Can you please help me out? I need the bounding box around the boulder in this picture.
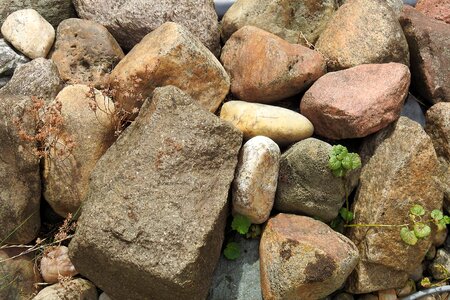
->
[401,93,426,127]
[429,249,450,280]
[339,0,404,16]
[33,278,97,300]
[50,18,124,89]
[109,22,229,115]
[69,86,243,300]
[221,26,326,103]
[346,117,444,293]
[260,214,359,299]
[315,0,409,71]
[416,0,450,24]
[0,38,29,77]
[300,63,410,140]
[40,246,78,283]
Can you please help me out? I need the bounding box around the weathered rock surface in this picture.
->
[40,246,78,283]
[339,0,404,16]
[260,214,359,299]
[1,9,55,59]
[429,249,450,280]
[69,86,243,300]
[0,38,29,76]
[50,18,124,88]
[316,0,409,71]
[300,63,410,140]
[401,93,426,127]
[73,0,220,55]
[110,22,229,114]
[377,289,398,300]
[43,84,116,217]
[232,136,280,224]
[220,101,313,145]
[416,0,450,24]
[221,0,338,46]
[400,6,450,104]
[346,117,444,293]
[275,138,359,222]
[33,278,98,300]
[221,26,326,103]
[0,94,40,244]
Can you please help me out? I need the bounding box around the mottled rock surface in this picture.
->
[0,38,29,76]
[416,0,450,24]
[401,93,426,127]
[429,249,450,280]
[40,246,78,283]
[339,0,404,16]
[33,278,97,300]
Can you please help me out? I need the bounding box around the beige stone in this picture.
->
[33,278,97,300]
[40,246,78,283]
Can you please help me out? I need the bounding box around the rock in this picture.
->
[416,0,450,24]
[40,246,78,283]
[109,22,229,115]
[0,76,9,88]
[0,94,41,244]
[208,234,262,300]
[300,63,410,140]
[99,293,112,300]
[346,117,444,293]
[401,93,426,127]
[50,18,124,89]
[0,248,41,300]
[339,0,404,16]
[404,0,418,6]
[73,0,220,55]
[426,245,437,260]
[260,214,359,299]
[220,26,326,103]
[220,101,313,145]
[396,279,416,297]
[69,86,243,300]
[221,0,338,46]
[378,289,398,300]
[400,6,450,104]
[0,39,29,76]
[33,278,97,300]
[232,136,280,224]
[43,85,116,217]
[275,138,359,222]
[1,9,55,59]
[333,292,354,300]
[433,228,448,247]
[315,0,409,71]
[0,58,63,103]
[429,249,450,280]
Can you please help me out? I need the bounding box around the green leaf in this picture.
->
[437,220,447,231]
[332,168,345,178]
[413,222,431,238]
[328,156,342,170]
[410,204,426,216]
[421,277,431,288]
[339,207,354,222]
[400,227,418,245]
[231,214,252,235]
[223,242,240,260]
[349,153,361,170]
[330,217,343,230]
[341,156,352,170]
[431,210,444,221]
[443,216,450,225]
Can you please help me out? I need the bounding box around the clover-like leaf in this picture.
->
[332,168,345,178]
[413,222,431,238]
[410,204,426,217]
[437,220,447,231]
[431,209,444,221]
[349,153,361,170]
[341,155,353,170]
[400,227,418,245]
[420,277,432,288]
[223,242,240,260]
[328,156,342,170]
[231,214,252,235]
[339,207,354,222]
[444,216,450,225]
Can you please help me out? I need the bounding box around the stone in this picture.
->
[0,77,9,88]
[426,245,437,260]
[396,279,416,297]
[315,0,409,71]
[346,117,444,293]
[401,93,426,127]
[378,289,398,300]
[429,249,450,280]
[339,0,404,16]
[208,234,262,300]
[220,26,326,103]
[50,18,124,89]
[69,86,243,300]
[0,39,29,76]
[109,22,229,115]
[73,0,220,55]
[333,292,354,300]
[260,214,359,299]
[220,101,313,145]
[40,246,78,283]
[275,138,359,222]
[99,293,112,300]
[0,248,41,300]
[33,278,98,300]
[1,9,55,59]
[400,6,450,104]
[433,228,447,247]
[416,0,450,24]
[300,63,410,140]
[43,84,116,217]
[0,94,40,244]
[232,136,280,224]
[221,0,338,46]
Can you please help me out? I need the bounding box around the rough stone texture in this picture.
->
[260,214,359,299]
[1,9,55,59]
[339,0,404,16]
[0,95,40,244]
[33,278,98,300]
[315,0,409,71]
[50,18,124,89]
[275,138,359,222]
[221,26,326,103]
[0,39,29,77]
[377,289,398,300]
[401,93,426,127]
[40,246,78,284]
[416,0,450,24]
[220,100,314,145]
[400,6,450,104]
[232,136,280,224]
[208,234,262,300]
[300,63,410,140]
[109,22,229,115]
[221,0,338,46]
[43,85,116,217]
[0,58,63,103]
[346,117,444,293]
[429,249,450,280]
[73,0,220,55]
[69,86,243,300]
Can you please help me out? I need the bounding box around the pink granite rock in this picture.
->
[416,0,450,24]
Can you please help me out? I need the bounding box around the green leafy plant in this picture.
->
[223,242,240,260]
[231,214,252,235]
[223,214,260,260]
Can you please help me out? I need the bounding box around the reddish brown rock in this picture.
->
[260,214,359,299]
[416,0,450,24]
[400,6,450,104]
[221,26,326,103]
[300,63,410,140]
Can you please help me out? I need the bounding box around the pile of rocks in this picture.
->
[0,0,449,299]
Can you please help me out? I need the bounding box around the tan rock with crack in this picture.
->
[221,26,326,103]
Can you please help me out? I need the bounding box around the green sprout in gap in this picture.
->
[223,214,260,260]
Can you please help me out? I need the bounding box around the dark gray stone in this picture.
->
[0,39,29,76]
[429,249,450,280]
[401,93,426,127]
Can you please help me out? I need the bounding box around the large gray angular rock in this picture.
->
[0,39,29,76]
[69,86,243,300]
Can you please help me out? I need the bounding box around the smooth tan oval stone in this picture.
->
[220,100,314,145]
[40,246,78,283]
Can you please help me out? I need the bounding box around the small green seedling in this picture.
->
[231,214,252,235]
[223,242,240,260]
[224,214,258,260]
